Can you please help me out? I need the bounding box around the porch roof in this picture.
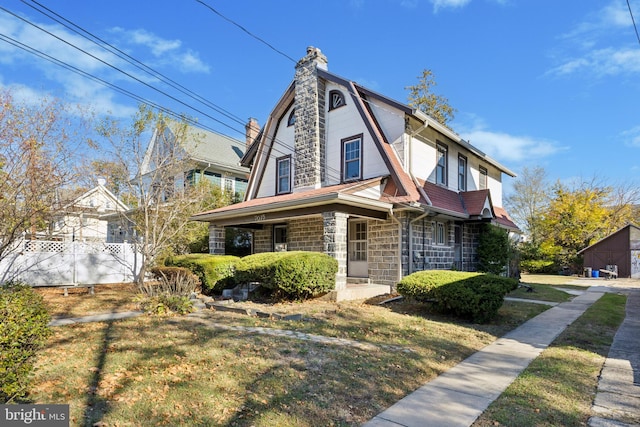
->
[190,177,397,226]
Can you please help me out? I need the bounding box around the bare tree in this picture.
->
[504,166,550,244]
[0,90,89,266]
[97,105,231,284]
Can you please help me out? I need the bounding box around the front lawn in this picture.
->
[29,291,548,426]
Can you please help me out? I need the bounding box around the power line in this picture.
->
[194,0,297,64]
[20,0,248,129]
[0,5,244,138]
[627,0,640,47]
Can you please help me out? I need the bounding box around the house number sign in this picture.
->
[254,214,266,221]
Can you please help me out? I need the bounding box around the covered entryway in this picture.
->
[348,219,368,278]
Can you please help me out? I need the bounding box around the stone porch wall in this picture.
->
[288,217,324,252]
[368,216,403,287]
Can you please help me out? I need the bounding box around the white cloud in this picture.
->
[548,47,640,77]
[549,1,640,77]
[621,126,640,147]
[457,115,567,164]
[431,0,472,12]
[110,27,210,74]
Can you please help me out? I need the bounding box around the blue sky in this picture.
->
[1,0,639,195]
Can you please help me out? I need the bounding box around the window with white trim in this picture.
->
[458,155,467,191]
[287,109,295,127]
[342,136,362,181]
[434,222,447,245]
[436,143,447,186]
[479,166,488,190]
[276,155,291,194]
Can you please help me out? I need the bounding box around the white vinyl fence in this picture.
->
[0,239,143,286]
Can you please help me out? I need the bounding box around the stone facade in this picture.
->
[293,47,327,189]
[368,216,402,286]
[322,212,348,289]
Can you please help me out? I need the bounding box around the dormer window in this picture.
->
[329,90,345,111]
[287,109,295,127]
[276,155,291,194]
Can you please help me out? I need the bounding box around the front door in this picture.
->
[348,220,368,278]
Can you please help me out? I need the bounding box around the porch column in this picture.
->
[208,224,225,255]
[323,211,347,290]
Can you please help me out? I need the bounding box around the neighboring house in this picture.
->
[191,47,519,298]
[139,122,251,202]
[49,182,127,242]
[578,224,640,278]
[106,123,251,243]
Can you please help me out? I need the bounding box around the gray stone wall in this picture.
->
[253,227,272,253]
[323,211,347,289]
[287,217,324,252]
[462,223,481,271]
[368,217,402,286]
[293,47,327,189]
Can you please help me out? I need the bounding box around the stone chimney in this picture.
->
[293,46,328,190]
[245,117,260,150]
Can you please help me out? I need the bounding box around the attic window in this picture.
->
[287,109,295,127]
[329,90,345,111]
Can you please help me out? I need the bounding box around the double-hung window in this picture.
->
[434,222,446,245]
[276,155,291,194]
[479,166,488,190]
[342,135,362,181]
[458,155,467,191]
[436,143,448,186]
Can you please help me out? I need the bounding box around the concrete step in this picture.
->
[328,283,391,302]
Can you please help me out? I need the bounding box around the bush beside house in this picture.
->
[165,254,240,294]
[397,270,518,323]
[0,282,51,403]
[236,251,338,300]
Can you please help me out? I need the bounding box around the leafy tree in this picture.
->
[477,224,510,275]
[96,105,232,284]
[0,90,89,269]
[406,69,456,125]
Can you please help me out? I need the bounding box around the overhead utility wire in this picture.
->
[195,0,297,64]
[0,32,216,133]
[20,0,248,129]
[0,6,243,138]
[627,0,640,47]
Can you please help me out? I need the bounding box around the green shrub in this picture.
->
[235,251,338,300]
[165,254,240,294]
[520,259,557,274]
[0,282,51,403]
[397,270,517,323]
[477,224,510,275]
[234,252,283,289]
[272,252,337,299]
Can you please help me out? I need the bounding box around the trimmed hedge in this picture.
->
[397,270,518,323]
[0,282,51,403]
[235,251,338,299]
[165,254,240,294]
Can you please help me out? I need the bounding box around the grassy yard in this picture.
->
[29,284,555,427]
[473,292,627,426]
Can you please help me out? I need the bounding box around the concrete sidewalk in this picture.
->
[589,289,640,427]
[364,290,606,427]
